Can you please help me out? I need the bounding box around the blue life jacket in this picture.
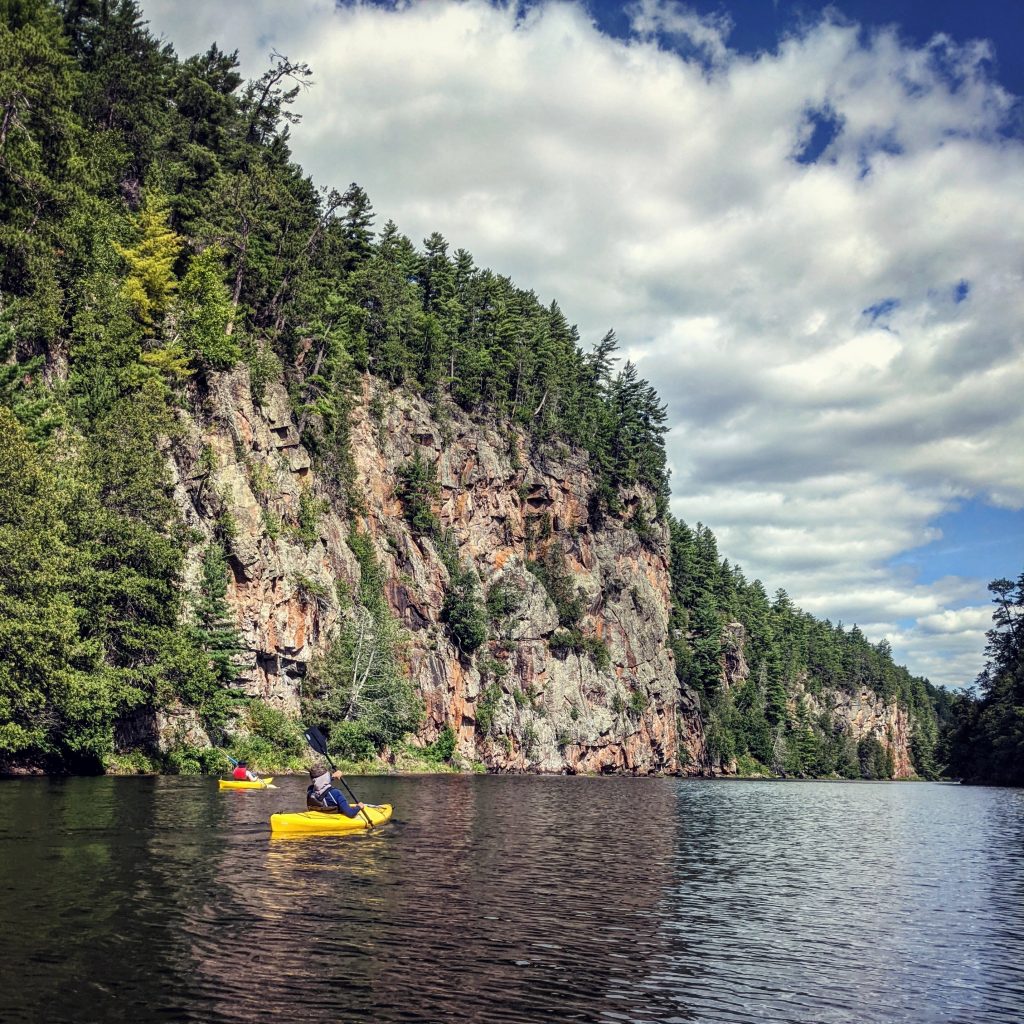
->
[306,784,357,816]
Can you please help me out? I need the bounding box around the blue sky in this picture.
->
[588,0,1024,98]
[143,0,1024,688]
[890,500,1024,586]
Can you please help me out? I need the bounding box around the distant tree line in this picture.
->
[939,573,1024,785]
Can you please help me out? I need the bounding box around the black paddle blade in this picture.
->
[304,725,330,757]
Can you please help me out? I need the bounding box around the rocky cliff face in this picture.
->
[714,622,916,778]
[796,681,915,779]
[167,367,706,774]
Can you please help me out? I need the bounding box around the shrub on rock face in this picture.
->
[485,581,520,620]
[443,571,488,654]
[425,725,457,763]
[397,449,441,536]
[548,627,610,670]
[475,685,501,736]
[526,548,585,628]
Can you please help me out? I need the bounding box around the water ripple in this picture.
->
[0,776,1022,1023]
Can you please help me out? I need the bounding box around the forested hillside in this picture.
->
[668,521,941,778]
[1,0,940,777]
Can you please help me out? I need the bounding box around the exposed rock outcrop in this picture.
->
[166,367,707,774]
[798,680,915,779]
[712,622,917,778]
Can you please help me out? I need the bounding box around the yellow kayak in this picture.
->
[269,804,393,834]
[218,777,274,790]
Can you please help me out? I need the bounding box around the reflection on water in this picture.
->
[0,777,1021,1023]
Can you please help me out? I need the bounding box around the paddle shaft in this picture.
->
[305,727,375,829]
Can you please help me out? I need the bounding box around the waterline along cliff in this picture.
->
[0,1,940,778]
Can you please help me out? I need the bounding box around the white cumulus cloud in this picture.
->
[141,0,1024,688]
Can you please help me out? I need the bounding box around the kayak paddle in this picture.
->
[303,725,376,829]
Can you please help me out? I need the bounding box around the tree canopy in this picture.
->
[941,572,1024,785]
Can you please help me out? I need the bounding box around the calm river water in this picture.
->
[0,776,1021,1023]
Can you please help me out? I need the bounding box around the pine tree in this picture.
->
[192,541,243,689]
[115,191,181,328]
[176,244,238,369]
[339,182,375,271]
[0,407,78,762]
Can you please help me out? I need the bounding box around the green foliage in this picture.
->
[245,700,305,756]
[522,722,539,755]
[549,627,610,670]
[486,580,520,620]
[425,725,457,763]
[292,572,329,609]
[0,407,81,763]
[734,752,770,777]
[192,542,241,680]
[442,568,488,654]
[397,449,441,536]
[105,749,160,775]
[177,245,239,370]
[245,340,282,404]
[627,506,659,550]
[942,571,1024,785]
[857,736,895,780]
[295,490,327,547]
[261,508,281,539]
[165,743,224,776]
[328,720,376,761]
[225,701,307,772]
[705,710,737,765]
[346,529,388,618]
[302,528,421,752]
[115,192,181,328]
[476,684,501,735]
[526,547,585,627]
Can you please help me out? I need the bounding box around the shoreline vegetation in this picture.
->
[2,763,945,781]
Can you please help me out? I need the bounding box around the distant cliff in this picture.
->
[707,624,919,779]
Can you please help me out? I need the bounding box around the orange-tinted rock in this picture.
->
[168,366,705,773]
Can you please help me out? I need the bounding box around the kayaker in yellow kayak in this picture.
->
[307,764,369,817]
[231,760,261,783]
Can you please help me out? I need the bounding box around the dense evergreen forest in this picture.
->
[940,573,1024,785]
[0,0,973,779]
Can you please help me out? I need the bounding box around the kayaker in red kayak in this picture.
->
[307,764,368,817]
[232,760,260,782]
